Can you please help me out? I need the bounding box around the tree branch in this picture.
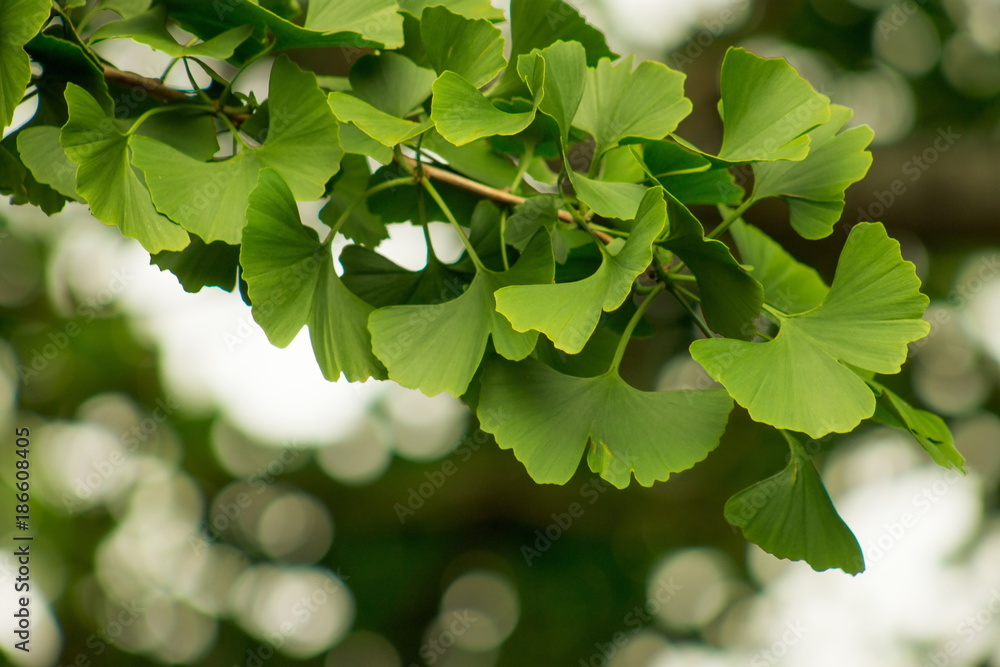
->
[102,64,190,103]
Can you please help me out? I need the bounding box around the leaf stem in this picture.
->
[610,283,665,373]
[323,176,414,244]
[665,283,713,338]
[510,142,534,193]
[422,178,486,272]
[125,103,213,135]
[499,211,510,270]
[708,198,754,240]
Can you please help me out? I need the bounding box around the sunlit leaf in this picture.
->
[478,357,733,487]
[0,0,51,129]
[568,170,647,220]
[517,40,587,144]
[691,222,930,437]
[431,69,541,145]
[369,226,554,396]
[725,432,865,574]
[495,188,665,354]
[574,56,691,159]
[240,169,385,382]
[305,0,403,48]
[751,105,874,239]
[60,84,188,253]
[422,6,506,89]
[328,92,432,147]
[717,47,831,163]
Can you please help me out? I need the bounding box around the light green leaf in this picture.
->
[339,121,394,164]
[869,380,964,472]
[16,126,80,200]
[350,52,436,119]
[103,0,152,19]
[478,358,733,487]
[495,188,665,354]
[644,141,743,205]
[568,170,647,220]
[728,219,829,314]
[691,222,930,438]
[431,70,541,146]
[662,193,763,340]
[240,169,385,382]
[492,0,614,98]
[305,0,403,49]
[369,227,554,396]
[328,92,432,147]
[574,56,692,159]
[725,432,865,574]
[1,0,52,129]
[752,105,874,238]
[517,40,587,144]
[132,56,343,244]
[159,0,383,62]
[717,47,831,163]
[90,6,253,58]
[421,6,506,89]
[399,0,502,20]
[60,84,188,253]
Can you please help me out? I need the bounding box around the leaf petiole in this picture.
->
[609,282,665,373]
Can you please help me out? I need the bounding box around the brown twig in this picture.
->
[102,65,190,103]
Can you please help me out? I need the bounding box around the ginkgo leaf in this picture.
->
[717,47,831,163]
[1,0,50,129]
[132,56,343,244]
[568,170,647,220]
[399,0,503,20]
[328,92,432,147]
[643,140,743,205]
[90,6,253,58]
[60,84,189,253]
[691,222,930,438]
[369,229,554,396]
[574,55,692,160]
[305,0,403,48]
[517,40,587,144]
[725,432,865,574]
[728,219,829,314]
[478,357,733,487]
[319,154,387,247]
[752,105,874,238]
[421,6,506,89]
[661,193,763,340]
[240,169,385,382]
[339,121,394,164]
[492,0,614,98]
[431,68,543,146]
[868,379,965,472]
[349,52,436,119]
[495,188,665,354]
[151,234,240,292]
[16,126,80,200]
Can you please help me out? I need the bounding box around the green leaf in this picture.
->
[60,84,189,253]
[340,244,467,308]
[751,105,874,239]
[574,56,692,159]
[420,130,520,189]
[131,56,343,244]
[691,222,930,438]
[431,70,541,146]
[151,234,240,292]
[25,32,113,125]
[338,121,394,164]
[90,6,254,58]
[504,195,565,252]
[728,219,829,314]
[240,169,385,382]
[717,47,831,163]
[349,52,436,119]
[517,40,587,144]
[369,228,554,396]
[0,0,51,129]
[421,6,506,89]
[868,380,964,472]
[661,193,763,340]
[328,92,432,147]
[495,188,665,354]
[492,0,614,98]
[318,154,387,247]
[644,141,743,206]
[725,433,865,575]
[158,0,383,62]
[399,0,503,20]
[305,0,403,49]
[103,0,153,19]
[568,170,647,220]
[16,126,80,200]
[478,358,733,487]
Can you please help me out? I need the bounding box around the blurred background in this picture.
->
[2,0,1000,665]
